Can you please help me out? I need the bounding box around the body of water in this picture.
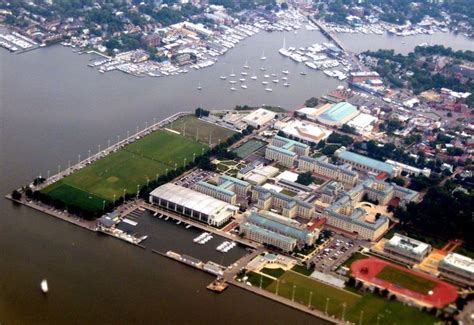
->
[1,26,472,324]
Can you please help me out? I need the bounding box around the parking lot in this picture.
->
[174,168,218,188]
[311,234,360,273]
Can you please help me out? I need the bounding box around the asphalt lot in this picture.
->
[174,168,218,188]
[311,234,360,273]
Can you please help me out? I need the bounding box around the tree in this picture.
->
[11,190,22,200]
[296,171,314,186]
[304,97,319,108]
[280,2,288,10]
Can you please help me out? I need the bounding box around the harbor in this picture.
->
[1,22,473,324]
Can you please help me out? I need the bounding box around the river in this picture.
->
[0,26,472,324]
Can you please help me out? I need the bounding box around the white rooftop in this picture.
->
[150,183,232,217]
[276,170,299,183]
[387,233,431,255]
[280,120,332,143]
[262,183,284,192]
[348,113,378,129]
[443,253,474,274]
[242,108,276,126]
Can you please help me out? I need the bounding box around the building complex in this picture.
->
[323,178,419,240]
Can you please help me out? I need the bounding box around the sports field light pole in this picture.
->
[113,194,116,205]
[275,279,280,296]
[308,291,313,308]
[259,275,263,289]
[165,168,168,176]
[156,173,159,181]
[123,188,126,200]
[193,153,196,163]
[359,310,364,325]
[174,163,177,171]
[341,302,347,322]
[136,185,140,199]
[291,284,296,302]
[147,177,150,187]
[102,200,106,211]
[376,314,383,325]
[325,297,330,315]
[183,157,187,168]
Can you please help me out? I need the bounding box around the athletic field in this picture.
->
[41,128,210,211]
[352,257,458,308]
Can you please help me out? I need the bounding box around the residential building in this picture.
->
[194,175,251,204]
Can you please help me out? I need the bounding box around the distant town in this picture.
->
[3,0,474,324]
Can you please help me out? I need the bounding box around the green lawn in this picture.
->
[254,270,439,324]
[376,266,437,294]
[341,252,369,269]
[166,115,236,146]
[267,271,360,317]
[42,129,208,207]
[280,189,297,197]
[260,267,285,278]
[291,264,315,276]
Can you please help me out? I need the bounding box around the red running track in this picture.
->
[351,257,458,308]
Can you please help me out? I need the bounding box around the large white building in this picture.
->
[242,108,277,128]
[265,135,310,168]
[149,183,236,227]
[384,233,432,264]
[275,119,332,145]
[439,253,474,287]
[347,113,378,134]
[298,155,359,188]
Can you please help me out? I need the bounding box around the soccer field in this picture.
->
[376,265,437,294]
[166,115,236,146]
[42,129,207,207]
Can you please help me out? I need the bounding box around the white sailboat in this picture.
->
[261,51,267,60]
[219,75,227,80]
[241,84,248,89]
[261,80,269,85]
[284,77,290,87]
[229,69,236,77]
[251,72,258,80]
[239,78,246,82]
[229,80,237,84]
[241,71,248,76]
[260,66,266,71]
[230,87,236,91]
[282,70,289,75]
[41,279,48,294]
[197,83,202,90]
[265,88,273,92]
[279,38,291,57]
[243,60,250,69]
